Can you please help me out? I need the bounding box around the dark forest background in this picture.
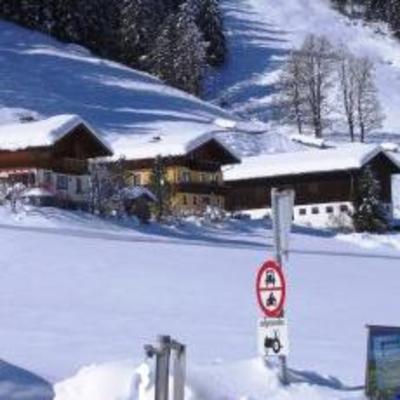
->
[0,0,227,96]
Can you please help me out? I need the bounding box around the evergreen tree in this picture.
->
[174,2,207,95]
[114,0,165,66]
[148,14,177,84]
[75,1,111,52]
[353,166,389,233]
[197,0,226,66]
[149,4,206,95]
[0,0,226,96]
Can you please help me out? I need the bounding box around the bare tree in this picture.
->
[338,48,358,141]
[277,51,306,134]
[300,34,336,138]
[89,158,128,217]
[353,57,383,142]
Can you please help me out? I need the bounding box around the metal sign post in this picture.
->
[171,340,186,400]
[145,335,187,400]
[271,188,295,386]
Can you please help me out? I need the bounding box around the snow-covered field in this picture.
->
[209,0,400,139]
[1,2,400,397]
[0,206,399,399]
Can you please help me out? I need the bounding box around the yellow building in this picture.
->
[120,133,240,213]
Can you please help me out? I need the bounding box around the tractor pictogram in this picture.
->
[264,330,282,354]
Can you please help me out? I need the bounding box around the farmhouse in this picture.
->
[224,144,400,227]
[0,114,112,207]
[112,132,240,213]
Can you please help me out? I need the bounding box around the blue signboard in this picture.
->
[366,326,400,400]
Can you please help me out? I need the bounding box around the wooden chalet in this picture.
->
[224,144,400,227]
[113,132,240,213]
[0,114,112,207]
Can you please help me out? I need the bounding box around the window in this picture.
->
[326,206,334,214]
[44,171,52,185]
[299,208,307,216]
[340,204,349,213]
[11,172,35,186]
[56,175,68,190]
[183,195,188,206]
[202,196,211,205]
[181,171,191,183]
[193,196,198,206]
[200,173,207,183]
[132,173,141,186]
[311,207,319,215]
[76,177,82,194]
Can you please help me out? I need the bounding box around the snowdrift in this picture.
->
[54,358,362,400]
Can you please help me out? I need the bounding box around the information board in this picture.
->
[366,325,400,400]
[257,317,289,357]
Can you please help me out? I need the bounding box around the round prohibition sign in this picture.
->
[256,260,286,318]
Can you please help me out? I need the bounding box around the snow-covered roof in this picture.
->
[290,134,335,149]
[21,187,54,198]
[120,186,157,202]
[224,144,391,181]
[111,131,240,162]
[0,114,112,154]
[212,117,267,134]
[380,142,400,153]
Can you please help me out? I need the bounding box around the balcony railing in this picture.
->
[174,181,228,195]
[52,158,89,175]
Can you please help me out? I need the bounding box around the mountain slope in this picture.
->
[207,0,400,139]
[0,21,226,136]
[0,20,303,157]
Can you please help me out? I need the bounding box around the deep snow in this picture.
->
[0,206,398,399]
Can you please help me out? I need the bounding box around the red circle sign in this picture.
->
[256,260,286,318]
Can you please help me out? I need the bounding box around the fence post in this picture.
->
[171,341,186,400]
[155,335,171,400]
[144,335,186,400]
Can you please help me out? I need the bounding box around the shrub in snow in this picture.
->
[203,205,226,223]
[8,182,26,213]
[120,189,155,224]
[352,166,389,233]
[327,212,353,233]
[148,156,172,222]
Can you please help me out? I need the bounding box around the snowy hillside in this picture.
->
[0,20,303,157]
[0,206,399,399]
[208,0,400,140]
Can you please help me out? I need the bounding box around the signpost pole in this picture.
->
[156,335,171,400]
[271,188,293,386]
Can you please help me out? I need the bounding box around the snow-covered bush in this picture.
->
[203,205,226,223]
[352,166,389,233]
[8,182,26,213]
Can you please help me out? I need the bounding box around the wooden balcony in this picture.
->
[52,158,89,175]
[174,182,228,196]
